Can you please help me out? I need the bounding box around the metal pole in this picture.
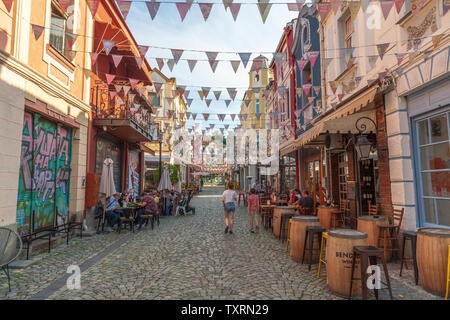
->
[159,140,162,182]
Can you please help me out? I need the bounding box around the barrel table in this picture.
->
[326,229,369,297]
[290,216,321,261]
[357,215,391,261]
[273,206,297,238]
[317,206,340,230]
[417,228,450,296]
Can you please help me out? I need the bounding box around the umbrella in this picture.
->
[158,164,173,191]
[99,158,116,199]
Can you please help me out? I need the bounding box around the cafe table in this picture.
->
[260,204,275,230]
[117,205,139,233]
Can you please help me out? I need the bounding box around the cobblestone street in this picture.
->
[0,187,443,300]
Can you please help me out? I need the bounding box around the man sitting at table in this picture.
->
[136,191,157,229]
[299,190,314,209]
[105,193,121,232]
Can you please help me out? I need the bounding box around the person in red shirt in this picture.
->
[247,188,261,233]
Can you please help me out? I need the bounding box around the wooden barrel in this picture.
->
[357,215,388,247]
[273,206,297,238]
[417,228,450,296]
[290,216,321,261]
[317,206,340,230]
[326,229,369,297]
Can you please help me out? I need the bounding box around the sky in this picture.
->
[123,1,299,131]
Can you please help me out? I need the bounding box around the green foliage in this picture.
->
[153,163,179,185]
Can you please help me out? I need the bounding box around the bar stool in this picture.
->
[302,226,326,271]
[280,213,295,242]
[286,218,293,256]
[317,231,328,283]
[399,230,418,285]
[238,191,246,206]
[348,246,393,300]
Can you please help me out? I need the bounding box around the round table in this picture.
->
[289,216,321,260]
[357,215,388,247]
[317,206,340,229]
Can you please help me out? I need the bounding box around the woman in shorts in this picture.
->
[222,182,237,234]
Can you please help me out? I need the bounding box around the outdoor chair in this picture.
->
[0,227,23,292]
[118,209,135,234]
[175,192,188,216]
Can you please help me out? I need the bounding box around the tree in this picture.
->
[153,163,179,185]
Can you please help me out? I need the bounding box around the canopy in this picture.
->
[158,164,173,191]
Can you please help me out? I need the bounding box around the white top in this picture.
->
[222,190,237,204]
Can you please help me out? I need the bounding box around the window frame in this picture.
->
[49,0,74,61]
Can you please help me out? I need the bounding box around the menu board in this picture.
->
[347,181,356,200]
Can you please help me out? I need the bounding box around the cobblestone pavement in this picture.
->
[1,187,443,300]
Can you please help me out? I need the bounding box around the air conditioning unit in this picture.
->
[325,134,344,151]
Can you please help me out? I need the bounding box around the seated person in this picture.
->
[152,190,160,203]
[119,190,129,207]
[270,191,277,204]
[288,189,297,205]
[299,190,314,209]
[136,191,157,229]
[105,193,121,232]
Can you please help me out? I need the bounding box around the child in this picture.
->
[247,188,261,233]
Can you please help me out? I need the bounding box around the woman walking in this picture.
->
[222,182,237,234]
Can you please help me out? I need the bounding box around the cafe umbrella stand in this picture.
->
[158,164,173,216]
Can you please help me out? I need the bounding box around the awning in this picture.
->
[139,143,155,156]
[283,86,378,154]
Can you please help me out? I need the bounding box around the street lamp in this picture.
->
[158,128,165,182]
[355,116,377,160]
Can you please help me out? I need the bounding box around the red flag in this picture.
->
[317,3,330,20]
[229,3,241,21]
[129,78,139,90]
[138,45,149,58]
[394,0,406,13]
[146,1,160,20]
[90,52,99,66]
[199,3,213,21]
[380,0,394,20]
[176,3,190,22]
[58,0,71,13]
[307,51,319,68]
[105,74,115,85]
[118,1,132,20]
[1,0,13,12]
[86,0,100,17]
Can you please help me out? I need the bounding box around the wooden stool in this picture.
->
[286,218,292,255]
[238,192,246,206]
[318,232,328,283]
[280,213,296,242]
[302,226,326,271]
[349,246,393,300]
[400,230,418,285]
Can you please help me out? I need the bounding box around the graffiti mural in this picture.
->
[16,113,73,234]
[127,150,141,199]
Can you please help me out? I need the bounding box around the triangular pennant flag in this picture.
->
[137,45,149,59]
[348,1,361,20]
[153,82,162,92]
[177,86,186,96]
[171,49,184,64]
[338,94,345,102]
[257,0,272,24]
[223,0,233,11]
[112,54,123,68]
[394,0,406,13]
[199,3,213,21]
[176,3,190,22]
[239,53,252,68]
[187,98,193,107]
[83,68,91,79]
[167,59,175,72]
[118,1,132,20]
[156,58,164,70]
[2,0,13,12]
[114,84,123,94]
[205,99,212,108]
[380,0,394,20]
[230,60,240,73]
[225,100,232,108]
[105,74,115,85]
[308,97,315,105]
[186,112,191,120]
[244,99,251,107]
[354,76,362,87]
[395,53,406,65]
[297,59,308,71]
[229,3,241,21]
[323,57,333,69]
[253,59,263,73]
[214,91,222,100]
[224,124,230,129]
[192,113,197,120]
[209,60,219,73]
[255,113,261,120]
[146,1,160,20]
[86,0,100,17]
[187,59,197,72]
[90,52,99,66]
[172,90,179,98]
[303,84,312,96]
[313,86,321,96]
[287,3,302,11]
[331,0,343,14]
[379,72,387,83]
[231,114,236,121]
[307,51,319,68]
[184,90,190,98]
[395,67,404,76]
[242,114,248,121]
[198,90,205,100]
[432,34,443,49]
[296,88,302,98]
[58,0,71,13]
[129,94,136,103]
[110,91,117,99]
[220,128,224,134]
[377,43,390,60]
[32,24,44,41]
[329,81,338,95]
[129,78,139,90]
[218,114,226,121]
[206,51,219,62]
[135,56,143,69]
[227,88,237,100]
[203,113,210,121]
[318,3,330,20]
[102,40,114,55]
[202,87,211,97]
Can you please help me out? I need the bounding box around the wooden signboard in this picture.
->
[347,181,356,200]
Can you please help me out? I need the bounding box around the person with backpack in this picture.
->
[247,188,261,233]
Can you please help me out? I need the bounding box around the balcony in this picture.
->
[90,82,158,144]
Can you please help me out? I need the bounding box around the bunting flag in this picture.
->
[118,1,132,20]
[137,45,149,58]
[110,91,117,99]
[331,0,343,14]
[203,113,210,121]
[86,0,100,17]
[432,34,443,49]
[198,90,205,100]
[129,78,139,90]
[255,113,262,120]
[102,40,114,55]
[58,0,71,13]
[242,114,248,121]
[153,82,162,92]
[239,53,252,68]
[114,84,123,94]
[377,43,390,60]
[223,0,233,11]
[135,56,143,69]
[187,59,197,72]
[218,114,226,121]
[172,90,179,98]
[146,1,160,20]
[244,99,251,107]
[176,2,190,22]
[32,24,44,41]
[206,51,218,62]
[112,55,123,68]
[129,93,136,103]
[210,60,219,73]
[229,3,241,21]
[205,99,212,107]
[380,0,394,20]
[329,81,338,95]
[184,90,190,98]
[378,71,387,82]
[220,128,224,134]
[395,53,407,65]
[186,112,191,120]
[230,60,240,73]
[192,113,197,120]
[187,98,193,107]
[313,86,321,96]
[297,59,308,71]
[395,0,406,13]
[156,58,164,70]
[105,74,115,85]
[318,3,330,20]
[296,88,302,98]
[90,52,99,66]
[2,0,13,12]
[307,51,320,68]
[354,76,362,87]
[199,3,213,21]
[167,59,175,72]
[177,86,186,96]
[303,84,312,96]
[253,59,263,73]
[230,114,236,121]
[338,94,345,102]
[122,85,131,95]
[225,100,232,107]
[214,91,222,100]
[224,124,230,129]
[287,3,302,11]
[257,0,272,24]
[202,87,211,97]
[171,49,184,64]
[83,68,91,79]
[227,88,237,100]
[348,1,361,20]
[308,97,315,105]
[323,57,333,69]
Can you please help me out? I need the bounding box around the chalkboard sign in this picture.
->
[347,181,356,200]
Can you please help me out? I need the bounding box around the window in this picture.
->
[344,15,353,49]
[49,1,75,61]
[338,152,349,204]
[415,110,450,227]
